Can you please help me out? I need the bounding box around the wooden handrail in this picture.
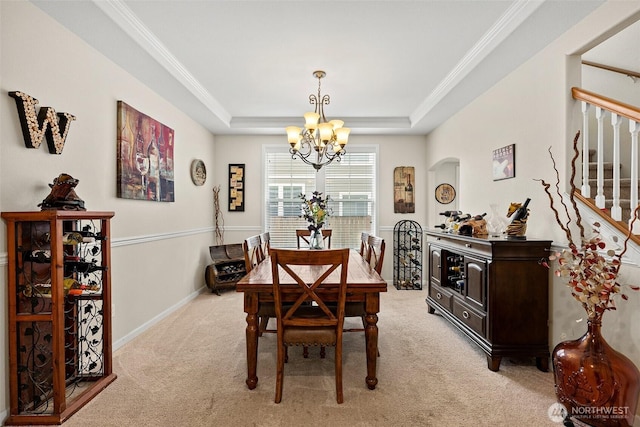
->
[572,87,640,123]
[582,60,640,80]
[574,190,640,243]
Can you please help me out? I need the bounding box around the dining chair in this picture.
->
[296,229,332,249]
[243,234,264,273]
[344,235,385,343]
[270,248,349,404]
[367,235,385,275]
[359,232,370,258]
[243,234,275,336]
[259,232,271,259]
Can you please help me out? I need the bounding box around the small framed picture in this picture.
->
[492,144,515,181]
[229,164,245,211]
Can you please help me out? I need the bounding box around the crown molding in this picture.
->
[93,0,231,126]
[410,0,544,126]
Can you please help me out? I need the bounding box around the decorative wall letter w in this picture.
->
[8,91,76,154]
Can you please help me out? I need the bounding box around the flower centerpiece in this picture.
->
[299,191,330,249]
[536,131,640,427]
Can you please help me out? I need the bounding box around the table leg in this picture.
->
[244,293,259,389]
[364,293,380,390]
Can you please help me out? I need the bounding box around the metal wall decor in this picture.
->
[8,91,76,154]
[116,101,175,202]
[228,164,245,211]
[492,144,516,181]
[393,166,415,213]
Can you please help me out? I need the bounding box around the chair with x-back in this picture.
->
[243,234,275,336]
[259,232,271,260]
[366,235,385,275]
[359,232,370,258]
[296,229,332,249]
[270,248,349,404]
[243,234,264,273]
[344,235,385,344]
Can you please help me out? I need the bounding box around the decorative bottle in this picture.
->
[405,174,414,210]
[147,124,161,201]
[511,198,531,222]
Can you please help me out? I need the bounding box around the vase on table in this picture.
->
[309,229,324,250]
[552,312,640,427]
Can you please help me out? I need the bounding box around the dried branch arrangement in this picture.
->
[213,185,224,245]
[534,131,639,318]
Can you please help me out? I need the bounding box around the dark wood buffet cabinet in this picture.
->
[425,231,552,372]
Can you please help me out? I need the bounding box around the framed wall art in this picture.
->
[229,164,245,211]
[117,101,175,201]
[393,166,415,213]
[492,144,515,181]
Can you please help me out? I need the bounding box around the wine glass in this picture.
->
[135,152,149,192]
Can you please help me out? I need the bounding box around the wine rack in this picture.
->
[445,253,465,293]
[393,220,422,290]
[1,211,116,425]
[205,243,246,295]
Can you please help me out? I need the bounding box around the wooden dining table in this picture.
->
[236,249,388,391]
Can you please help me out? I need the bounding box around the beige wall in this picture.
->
[425,0,640,376]
[214,134,428,281]
[0,1,217,417]
[2,0,640,421]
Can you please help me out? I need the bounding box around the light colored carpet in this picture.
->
[61,286,560,427]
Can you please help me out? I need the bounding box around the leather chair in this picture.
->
[270,248,349,404]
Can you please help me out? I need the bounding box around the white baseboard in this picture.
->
[112,286,207,351]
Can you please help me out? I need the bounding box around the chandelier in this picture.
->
[285,70,350,170]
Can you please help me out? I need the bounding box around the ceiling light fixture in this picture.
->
[285,70,350,171]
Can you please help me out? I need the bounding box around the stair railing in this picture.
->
[572,87,640,227]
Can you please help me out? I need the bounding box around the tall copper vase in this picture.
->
[553,315,640,427]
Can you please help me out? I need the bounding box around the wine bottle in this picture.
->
[456,213,471,221]
[147,123,161,201]
[434,224,446,230]
[65,260,106,275]
[440,210,462,217]
[78,229,105,241]
[405,174,414,207]
[473,213,487,220]
[448,265,462,273]
[23,250,51,263]
[511,198,531,222]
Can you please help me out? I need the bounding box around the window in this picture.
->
[264,146,377,249]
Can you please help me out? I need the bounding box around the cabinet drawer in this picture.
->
[429,283,452,311]
[452,299,486,337]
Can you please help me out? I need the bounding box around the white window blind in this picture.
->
[264,147,377,249]
[325,152,376,248]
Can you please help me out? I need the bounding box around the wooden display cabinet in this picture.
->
[2,211,116,425]
[425,231,551,372]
